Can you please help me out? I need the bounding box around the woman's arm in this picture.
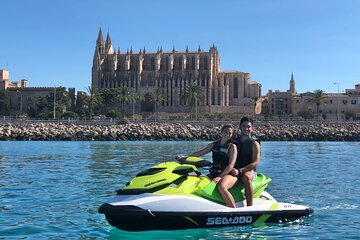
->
[189,142,214,157]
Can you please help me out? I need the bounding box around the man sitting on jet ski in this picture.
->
[231,116,261,207]
[180,124,239,208]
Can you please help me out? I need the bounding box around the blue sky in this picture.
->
[1,0,360,94]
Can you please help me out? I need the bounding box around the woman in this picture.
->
[184,124,238,208]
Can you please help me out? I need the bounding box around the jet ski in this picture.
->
[98,157,313,231]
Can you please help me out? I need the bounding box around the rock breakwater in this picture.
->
[1,122,359,141]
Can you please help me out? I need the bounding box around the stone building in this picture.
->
[263,73,296,115]
[91,28,261,114]
[292,84,360,120]
[264,73,360,120]
[0,69,28,90]
[1,69,74,116]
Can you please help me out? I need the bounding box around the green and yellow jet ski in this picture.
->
[98,157,313,231]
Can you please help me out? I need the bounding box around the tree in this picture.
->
[128,90,144,121]
[62,111,79,119]
[151,88,165,120]
[116,86,130,117]
[344,110,356,121]
[28,96,47,118]
[250,97,259,116]
[97,88,117,115]
[45,87,71,118]
[309,89,327,119]
[86,86,102,119]
[56,87,71,114]
[0,90,10,115]
[74,93,89,118]
[182,83,205,120]
[297,109,314,120]
[25,88,70,119]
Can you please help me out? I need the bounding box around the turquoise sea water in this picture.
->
[0,141,359,239]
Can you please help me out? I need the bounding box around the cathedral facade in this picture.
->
[92,29,261,113]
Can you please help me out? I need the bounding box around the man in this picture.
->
[231,117,261,207]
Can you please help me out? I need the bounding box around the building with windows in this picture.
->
[263,73,296,115]
[0,69,75,116]
[263,73,360,120]
[0,69,28,90]
[91,28,261,113]
[292,84,360,120]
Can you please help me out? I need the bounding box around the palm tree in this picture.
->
[250,96,259,116]
[309,89,327,119]
[151,88,165,120]
[116,87,130,117]
[128,90,144,121]
[182,83,205,120]
[86,86,101,119]
[98,88,118,115]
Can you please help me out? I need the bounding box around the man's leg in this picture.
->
[242,171,254,206]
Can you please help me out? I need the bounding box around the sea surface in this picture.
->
[0,141,359,240]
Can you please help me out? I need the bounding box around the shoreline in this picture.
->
[1,122,359,141]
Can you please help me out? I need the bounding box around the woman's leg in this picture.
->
[217,175,238,208]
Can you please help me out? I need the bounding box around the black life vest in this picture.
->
[210,140,231,175]
[234,136,260,169]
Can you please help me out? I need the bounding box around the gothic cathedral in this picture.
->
[91,28,261,113]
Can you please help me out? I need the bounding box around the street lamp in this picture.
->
[333,82,340,122]
[16,90,23,116]
[53,83,56,120]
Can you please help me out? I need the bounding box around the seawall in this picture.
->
[1,122,359,141]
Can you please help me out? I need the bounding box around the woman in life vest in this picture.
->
[185,124,238,208]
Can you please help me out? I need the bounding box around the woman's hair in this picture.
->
[221,124,234,133]
[219,124,234,144]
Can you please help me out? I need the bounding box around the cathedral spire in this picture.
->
[93,45,101,66]
[96,27,104,46]
[290,72,296,94]
[105,32,114,54]
[95,27,105,55]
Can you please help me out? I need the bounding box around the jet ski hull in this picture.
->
[98,193,313,231]
[99,204,313,231]
[98,158,313,231]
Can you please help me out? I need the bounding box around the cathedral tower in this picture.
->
[290,72,296,94]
